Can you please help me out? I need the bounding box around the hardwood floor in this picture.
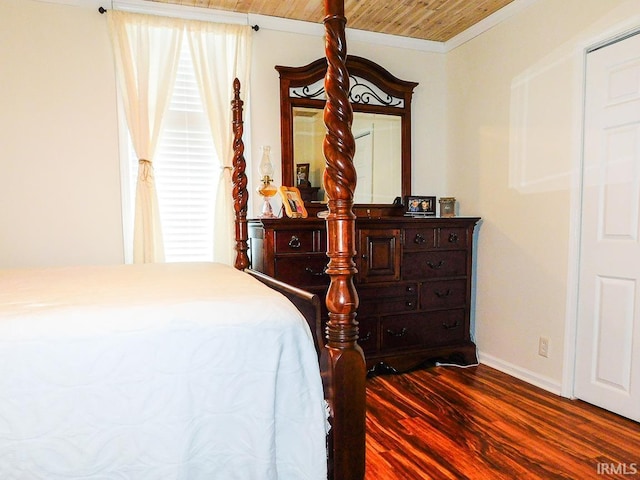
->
[365,364,640,479]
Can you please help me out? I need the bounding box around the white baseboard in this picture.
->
[478,351,563,396]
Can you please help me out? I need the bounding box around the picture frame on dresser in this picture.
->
[279,186,308,218]
[404,195,436,216]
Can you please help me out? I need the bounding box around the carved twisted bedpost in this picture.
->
[321,0,366,478]
[231,78,250,271]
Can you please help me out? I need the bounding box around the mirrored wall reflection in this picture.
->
[293,107,402,204]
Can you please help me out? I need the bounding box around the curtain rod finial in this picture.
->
[98,6,107,14]
[252,25,259,32]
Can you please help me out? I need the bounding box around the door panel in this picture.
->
[357,228,401,283]
[575,32,640,421]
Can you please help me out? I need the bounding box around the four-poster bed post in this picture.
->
[232,78,250,271]
[320,0,367,479]
[231,0,367,476]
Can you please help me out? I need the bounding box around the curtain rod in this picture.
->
[97,6,260,31]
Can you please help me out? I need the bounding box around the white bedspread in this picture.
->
[0,263,327,479]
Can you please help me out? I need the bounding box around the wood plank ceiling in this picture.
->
[148,0,515,42]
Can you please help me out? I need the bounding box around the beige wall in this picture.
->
[0,0,446,267]
[0,0,122,268]
[447,0,640,391]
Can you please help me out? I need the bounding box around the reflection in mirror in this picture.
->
[293,107,402,203]
[293,107,324,199]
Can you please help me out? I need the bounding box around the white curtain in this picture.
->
[108,11,183,263]
[186,22,252,265]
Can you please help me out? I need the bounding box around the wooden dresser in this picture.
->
[248,216,480,373]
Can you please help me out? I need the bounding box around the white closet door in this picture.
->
[575,32,640,422]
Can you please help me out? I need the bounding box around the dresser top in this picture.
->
[249,216,481,228]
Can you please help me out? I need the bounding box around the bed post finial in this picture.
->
[232,78,250,270]
[321,0,366,479]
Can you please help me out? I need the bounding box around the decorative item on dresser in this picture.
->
[256,145,278,218]
[405,195,436,216]
[248,215,480,374]
[278,185,308,218]
[439,196,457,217]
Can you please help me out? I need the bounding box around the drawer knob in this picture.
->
[414,233,426,244]
[427,260,445,269]
[304,267,326,277]
[405,301,414,308]
[442,320,460,330]
[288,236,301,249]
[386,327,408,337]
[448,233,458,243]
[435,289,452,298]
[406,286,415,293]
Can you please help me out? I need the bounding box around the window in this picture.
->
[124,42,218,262]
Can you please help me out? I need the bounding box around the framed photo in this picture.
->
[404,195,436,216]
[278,186,308,218]
[295,163,311,187]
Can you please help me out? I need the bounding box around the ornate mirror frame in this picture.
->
[276,55,418,206]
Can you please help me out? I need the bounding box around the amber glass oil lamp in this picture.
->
[256,145,277,218]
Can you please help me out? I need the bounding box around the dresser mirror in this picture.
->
[276,56,418,206]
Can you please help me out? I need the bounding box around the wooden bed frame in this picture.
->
[231,1,366,478]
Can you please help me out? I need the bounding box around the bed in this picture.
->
[0,263,329,479]
[0,0,365,478]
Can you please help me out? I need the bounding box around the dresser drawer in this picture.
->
[274,230,323,253]
[438,227,468,249]
[404,226,469,250]
[359,283,418,298]
[358,283,418,315]
[403,251,467,279]
[357,317,378,354]
[380,309,466,351]
[420,279,467,310]
[359,295,418,316]
[425,309,467,346]
[274,254,329,287]
[404,227,437,250]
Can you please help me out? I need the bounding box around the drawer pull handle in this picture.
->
[414,233,426,244]
[304,267,326,277]
[448,233,459,243]
[386,327,408,337]
[360,332,372,342]
[288,236,301,249]
[435,289,452,298]
[442,321,460,330]
[427,260,445,269]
